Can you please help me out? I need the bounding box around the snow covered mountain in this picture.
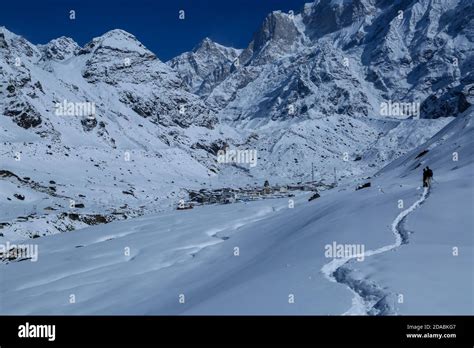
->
[186,0,472,186]
[171,0,472,184]
[168,38,242,96]
[0,0,472,246]
[205,0,473,124]
[0,27,224,239]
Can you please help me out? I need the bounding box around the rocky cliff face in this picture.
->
[200,0,473,125]
[169,37,241,96]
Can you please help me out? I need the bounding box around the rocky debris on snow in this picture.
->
[356,182,371,191]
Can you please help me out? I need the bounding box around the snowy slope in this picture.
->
[1,108,472,315]
[0,0,472,314]
[0,27,225,239]
[340,107,474,314]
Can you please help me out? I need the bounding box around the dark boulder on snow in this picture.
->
[356,182,371,191]
[13,193,25,200]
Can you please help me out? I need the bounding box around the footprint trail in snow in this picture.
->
[321,187,430,315]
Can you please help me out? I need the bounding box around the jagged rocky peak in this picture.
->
[239,10,303,65]
[195,37,217,51]
[39,36,80,61]
[0,26,40,60]
[0,26,20,47]
[253,11,300,50]
[302,0,376,41]
[168,37,241,96]
[193,37,241,59]
[80,28,172,85]
[81,29,154,57]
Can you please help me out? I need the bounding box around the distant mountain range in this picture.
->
[1,0,472,240]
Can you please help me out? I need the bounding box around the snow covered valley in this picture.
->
[1,110,472,315]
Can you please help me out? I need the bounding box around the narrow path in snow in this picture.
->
[321,186,430,315]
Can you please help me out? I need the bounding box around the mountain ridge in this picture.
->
[1,0,471,240]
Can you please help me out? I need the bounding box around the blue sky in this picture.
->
[0,0,310,61]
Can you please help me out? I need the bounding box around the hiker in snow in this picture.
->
[426,166,433,187]
[423,167,428,187]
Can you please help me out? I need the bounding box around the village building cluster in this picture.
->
[177,180,334,210]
